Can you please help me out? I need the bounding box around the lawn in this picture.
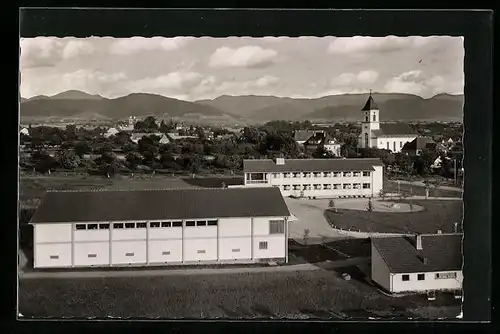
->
[18,270,461,319]
[383,179,461,198]
[325,200,463,234]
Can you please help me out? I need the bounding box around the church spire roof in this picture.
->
[361,90,379,111]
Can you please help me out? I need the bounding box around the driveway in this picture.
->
[285,198,345,244]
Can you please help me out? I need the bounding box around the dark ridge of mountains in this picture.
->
[196,93,464,122]
[20,91,240,121]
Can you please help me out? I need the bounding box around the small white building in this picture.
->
[243,158,384,198]
[130,133,170,144]
[371,234,463,294]
[293,130,323,145]
[303,132,342,157]
[20,127,30,136]
[358,93,417,153]
[167,132,198,140]
[29,187,292,269]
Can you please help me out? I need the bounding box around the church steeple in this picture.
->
[361,90,379,111]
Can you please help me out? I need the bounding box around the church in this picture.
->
[358,93,417,153]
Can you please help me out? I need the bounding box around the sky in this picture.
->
[19,36,464,101]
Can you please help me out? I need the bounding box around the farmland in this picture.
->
[18,269,460,319]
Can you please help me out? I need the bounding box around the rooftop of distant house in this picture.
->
[244,158,383,173]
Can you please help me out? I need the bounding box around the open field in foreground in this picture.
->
[19,270,460,320]
[384,179,461,198]
[325,200,463,234]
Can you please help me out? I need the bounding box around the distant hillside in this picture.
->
[20,90,240,122]
[197,93,464,122]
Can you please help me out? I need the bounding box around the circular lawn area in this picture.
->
[325,199,463,234]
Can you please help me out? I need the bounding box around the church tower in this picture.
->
[359,90,380,148]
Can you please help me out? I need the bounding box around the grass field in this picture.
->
[383,179,461,198]
[18,270,460,319]
[325,200,463,234]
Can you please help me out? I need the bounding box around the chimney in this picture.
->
[454,222,459,233]
[416,234,423,250]
[437,229,442,234]
[275,157,285,165]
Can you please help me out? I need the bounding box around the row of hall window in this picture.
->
[401,272,457,281]
[280,183,371,191]
[273,171,371,178]
[75,220,219,230]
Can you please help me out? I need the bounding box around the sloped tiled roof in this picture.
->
[294,130,316,142]
[244,158,383,173]
[30,187,290,224]
[372,123,417,137]
[402,137,435,151]
[372,234,463,274]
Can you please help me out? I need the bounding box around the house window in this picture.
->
[343,172,351,177]
[363,171,371,177]
[172,221,183,227]
[284,185,291,191]
[323,184,332,190]
[99,224,110,229]
[269,220,285,234]
[88,254,97,258]
[353,171,361,177]
[373,114,376,122]
[387,142,390,150]
[259,241,268,250]
[333,184,341,190]
[343,184,351,189]
[363,183,371,189]
[393,142,396,151]
[207,220,218,226]
[186,221,196,227]
[196,221,207,226]
[402,274,410,281]
[333,172,341,177]
[150,222,160,228]
[272,173,280,178]
[323,172,331,177]
[162,251,171,255]
[283,173,290,178]
[400,141,403,148]
[353,183,361,189]
[75,224,86,230]
[303,172,311,178]
[197,250,206,254]
[232,249,240,253]
[125,252,134,257]
[49,255,59,259]
[125,223,135,229]
[293,185,301,190]
[87,224,98,230]
[292,172,301,178]
[314,184,322,190]
[113,223,124,229]
[137,222,147,228]
[435,272,457,279]
[417,274,425,281]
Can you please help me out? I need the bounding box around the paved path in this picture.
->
[18,257,369,280]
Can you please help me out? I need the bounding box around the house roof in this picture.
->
[244,158,383,173]
[402,137,435,151]
[131,133,164,140]
[372,234,463,274]
[304,133,341,146]
[30,187,290,224]
[361,95,379,111]
[371,123,417,137]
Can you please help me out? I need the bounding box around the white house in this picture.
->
[29,187,292,269]
[293,130,323,145]
[371,234,463,294]
[358,93,417,153]
[20,127,30,136]
[243,158,384,198]
[303,132,342,157]
[104,127,119,138]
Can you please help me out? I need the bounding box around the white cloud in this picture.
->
[255,75,279,87]
[126,71,202,94]
[208,46,278,68]
[331,70,379,86]
[327,36,436,55]
[20,38,96,68]
[109,37,193,55]
[383,69,457,97]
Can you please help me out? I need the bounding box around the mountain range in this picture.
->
[20,90,464,123]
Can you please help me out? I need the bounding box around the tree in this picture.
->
[143,116,159,130]
[32,151,57,173]
[126,152,143,169]
[55,150,81,169]
[312,145,335,159]
[74,141,92,157]
[367,198,374,212]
